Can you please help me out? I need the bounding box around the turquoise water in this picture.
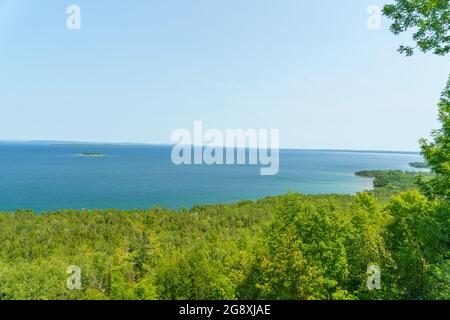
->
[0,143,425,212]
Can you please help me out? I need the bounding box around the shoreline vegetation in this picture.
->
[409,161,429,169]
[354,170,430,201]
[1,168,447,300]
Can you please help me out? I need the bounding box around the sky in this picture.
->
[0,0,449,151]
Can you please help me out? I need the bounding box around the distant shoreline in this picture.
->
[0,140,421,155]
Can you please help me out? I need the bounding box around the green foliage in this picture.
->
[384,191,449,298]
[254,193,389,300]
[381,0,450,299]
[355,170,430,201]
[155,244,237,300]
[356,170,422,189]
[383,0,450,56]
[256,194,351,299]
[419,77,450,201]
[0,174,447,300]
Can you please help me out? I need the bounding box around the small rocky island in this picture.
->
[80,152,105,157]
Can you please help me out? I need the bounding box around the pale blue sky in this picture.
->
[0,0,448,150]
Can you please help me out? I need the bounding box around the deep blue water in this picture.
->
[0,143,425,212]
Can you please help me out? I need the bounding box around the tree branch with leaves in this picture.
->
[383,0,450,56]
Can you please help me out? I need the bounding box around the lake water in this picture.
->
[0,143,425,212]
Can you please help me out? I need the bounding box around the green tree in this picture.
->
[155,245,236,300]
[385,191,448,299]
[383,0,450,56]
[384,0,449,200]
[255,193,390,300]
[419,78,450,201]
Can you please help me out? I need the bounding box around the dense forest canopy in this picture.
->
[0,170,448,300]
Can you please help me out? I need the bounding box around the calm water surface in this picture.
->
[0,143,425,212]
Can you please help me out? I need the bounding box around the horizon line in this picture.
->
[0,139,422,154]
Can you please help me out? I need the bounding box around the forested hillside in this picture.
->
[0,172,448,300]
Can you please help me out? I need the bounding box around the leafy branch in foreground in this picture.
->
[383,0,449,200]
[383,0,450,56]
